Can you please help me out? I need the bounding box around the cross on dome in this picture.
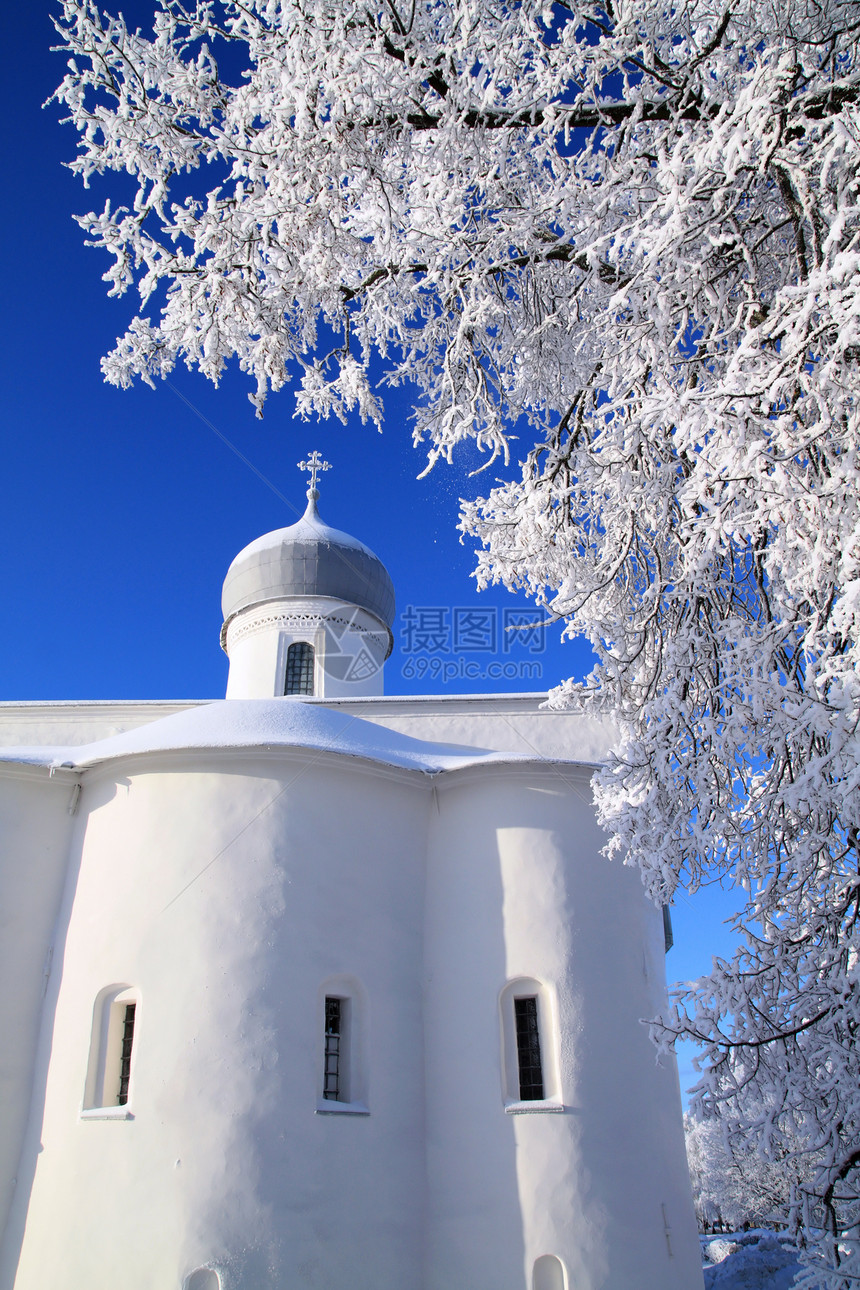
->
[298,451,331,497]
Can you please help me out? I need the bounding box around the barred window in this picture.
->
[323,997,343,1101]
[500,977,559,1109]
[83,986,139,1113]
[514,996,544,1101]
[317,979,368,1114]
[118,1003,136,1106]
[285,641,314,695]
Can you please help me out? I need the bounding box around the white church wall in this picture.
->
[0,700,702,1290]
[0,695,617,763]
[0,701,201,748]
[0,477,703,1290]
[4,752,430,1290]
[316,694,619,764]
[423,766,701,1290]
[223,609,284,698]
[0,769,76,1254]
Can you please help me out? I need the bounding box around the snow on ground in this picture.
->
[701,1230,809,1289]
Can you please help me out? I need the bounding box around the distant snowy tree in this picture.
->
[685,1109,819,1235]
[53,1,860,1282]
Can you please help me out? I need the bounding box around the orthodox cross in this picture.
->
[298,451,331,494]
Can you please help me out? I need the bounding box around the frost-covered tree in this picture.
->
[52,0,860,1281]
[685,1108,820,1235]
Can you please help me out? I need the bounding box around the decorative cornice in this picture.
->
[223,605,389,655]
[226,610,322,650]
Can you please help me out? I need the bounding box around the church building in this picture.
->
[0,456,702,1290]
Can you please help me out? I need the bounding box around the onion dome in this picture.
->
[221,491,395,639]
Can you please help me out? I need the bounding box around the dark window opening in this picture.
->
[285,641,315,696]
[323,997,342,1101]
[514,996,544,1101]
[118,1003,136,1106]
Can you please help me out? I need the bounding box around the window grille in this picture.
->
[285,641,314,695]
[323,997,342,1101]
[514,996,544,1101]
[118,1003,136,1105]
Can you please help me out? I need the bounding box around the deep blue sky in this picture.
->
[2,3,740,1095]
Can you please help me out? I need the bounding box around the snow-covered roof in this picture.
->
[0,698,583,776]
[221,493,395,631]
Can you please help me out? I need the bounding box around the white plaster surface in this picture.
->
[0,703,702,1289]
[0,701,201,748]
[319,692,620,763]
[0,693,617,764]
[0,695,616,772]
[223,597,391,699]
[423,772,700,1290]
[0,769,75,1248]
[2,758,429,1289]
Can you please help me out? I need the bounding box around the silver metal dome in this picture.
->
[221,493,395,633]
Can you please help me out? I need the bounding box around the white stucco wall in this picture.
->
[423,767,699,1290]
[3,751,429,1290]
[223,597,390,699]
[0,702,202,748]
[325,693,620,764]
[0,694,615,763]
[0,722,701,1290]
[0,768,76,1251]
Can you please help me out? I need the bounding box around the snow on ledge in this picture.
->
[0,698,592,776]
[504,1100,566,1114]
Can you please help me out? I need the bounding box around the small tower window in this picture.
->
[514,996,544,1101]
[285,641,315,695]
[323,996,344,1101]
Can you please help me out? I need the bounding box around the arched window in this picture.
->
[284,640,315,695]
[533,1254,567,1290]
[82,985,139,1116]
[184,1268,221,1290]
[499,977,562,1111]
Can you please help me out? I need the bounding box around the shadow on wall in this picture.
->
[0,782,91,1290]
